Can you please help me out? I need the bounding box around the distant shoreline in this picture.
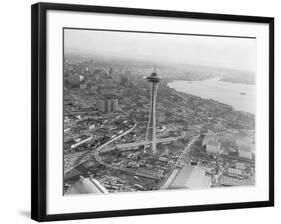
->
[167,78,256,115]
[219,77,255,85]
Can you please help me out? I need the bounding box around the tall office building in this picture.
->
[97,97,118,113]
[145,68,160,155]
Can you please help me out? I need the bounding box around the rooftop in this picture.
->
[169,165,208,189]
[203,136,220,147]
[65,176,109,195]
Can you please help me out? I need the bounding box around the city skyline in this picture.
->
[64,29,256,73]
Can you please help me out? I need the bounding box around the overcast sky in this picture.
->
[64,29,256,72]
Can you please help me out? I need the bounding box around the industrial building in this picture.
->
[168,165,210,189]
[236,141,254,160]
[218,175,255,186]
[202,136,221,154]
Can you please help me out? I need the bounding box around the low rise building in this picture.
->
[80,84,87,90]
[236,138,254,160]
[158,156,169,162]
[219,175,254,186]
[127,161,139,168]
[227,167,244,179]
[237,144,253,160]
[236,162,246,170]
[71,136,93,149]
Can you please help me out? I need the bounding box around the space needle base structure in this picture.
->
[144,69,160,155]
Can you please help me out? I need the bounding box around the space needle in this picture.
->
[145,68,161,155]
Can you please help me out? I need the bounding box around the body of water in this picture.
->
[168,77,256,115]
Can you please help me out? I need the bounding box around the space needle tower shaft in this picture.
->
[145,68,160,155]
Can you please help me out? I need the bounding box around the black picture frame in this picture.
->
[31,2,274,222]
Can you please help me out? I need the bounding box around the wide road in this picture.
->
[105,136,179,151]
[156,135,200,189]
[65,121,136,176]
[176,135,199,165]
[92,123,162,180]
[65,115,161,180]
[92,131,198,181]
[65,114,187,181]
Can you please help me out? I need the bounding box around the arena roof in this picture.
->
[169,165,207,189]
[65,176,109,195]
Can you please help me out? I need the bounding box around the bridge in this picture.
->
[102,137,179,152]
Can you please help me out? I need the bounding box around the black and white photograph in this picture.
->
[29,2,274,222]
[0,0,277,223]
[63,28,256,195]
